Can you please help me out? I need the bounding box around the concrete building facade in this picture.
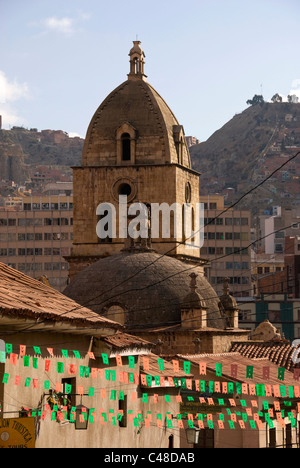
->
[200,195,252,298]
[0,195,73,291]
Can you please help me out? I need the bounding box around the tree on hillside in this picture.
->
[246,94,265,106]
[287,94,299,103]
[271,93,282,103]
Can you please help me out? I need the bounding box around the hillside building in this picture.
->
[263,206,300,255]
[199,195,252,298]
[0,195,73,291]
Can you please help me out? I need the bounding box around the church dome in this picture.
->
[64,251,225,330]
[81,42,191,168]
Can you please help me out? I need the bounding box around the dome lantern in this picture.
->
[128,40,147,81]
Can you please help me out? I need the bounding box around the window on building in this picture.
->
[119,395,127,428]
[269,428,276,448]
[168,435,174,449]
[285,424,292,448]
[121,133,131,161]
[239,309,252,321]
[61,378,76,420]
[194,428,214,448]
[18,218,42,227]
[241,232,249,241]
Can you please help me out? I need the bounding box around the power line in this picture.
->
[0,271,297,336]
[1,221,298,336]
[0,152,299,335]
[47,150,300,316]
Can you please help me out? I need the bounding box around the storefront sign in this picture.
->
[0,417,35,448]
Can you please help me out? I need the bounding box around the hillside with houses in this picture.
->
[190,102,300,213]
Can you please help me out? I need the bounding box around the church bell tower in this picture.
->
[67,42,203,281]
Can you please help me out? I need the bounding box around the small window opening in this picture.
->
[119,395,128,427]
[134,58,139,74]
[121,133,131,161]
[118,183,132,197]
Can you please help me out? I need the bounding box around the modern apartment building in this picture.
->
[263,206,300,254]
[200,195,252,298]
[0,195,73,291]
[237,294,300,340]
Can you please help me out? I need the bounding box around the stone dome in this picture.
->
[63,251,225,330]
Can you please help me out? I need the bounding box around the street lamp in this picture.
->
[185,426,200,445]
[74,405,89,430]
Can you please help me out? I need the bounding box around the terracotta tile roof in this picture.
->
[178,352,296,387]
[0,262,121,330]
[141,353,193,379]
[101,332,154,352]
[230,341,300,371]
[129,324,249,335]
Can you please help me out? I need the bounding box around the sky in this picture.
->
[0,0,300,142]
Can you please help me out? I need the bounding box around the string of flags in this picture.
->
[1,342,300,430]
[1,342,299,382]
[15,402,300,431]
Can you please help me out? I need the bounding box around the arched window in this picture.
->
[116,123,136,165]
[105,305,125,326]
[134,57,139,73]
[121,133,131,161]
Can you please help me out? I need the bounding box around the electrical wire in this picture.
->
[0,237,298,336]
[0,152,299,336]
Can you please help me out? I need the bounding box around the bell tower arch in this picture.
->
[128,41,146,81]
[67,42,202,281]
